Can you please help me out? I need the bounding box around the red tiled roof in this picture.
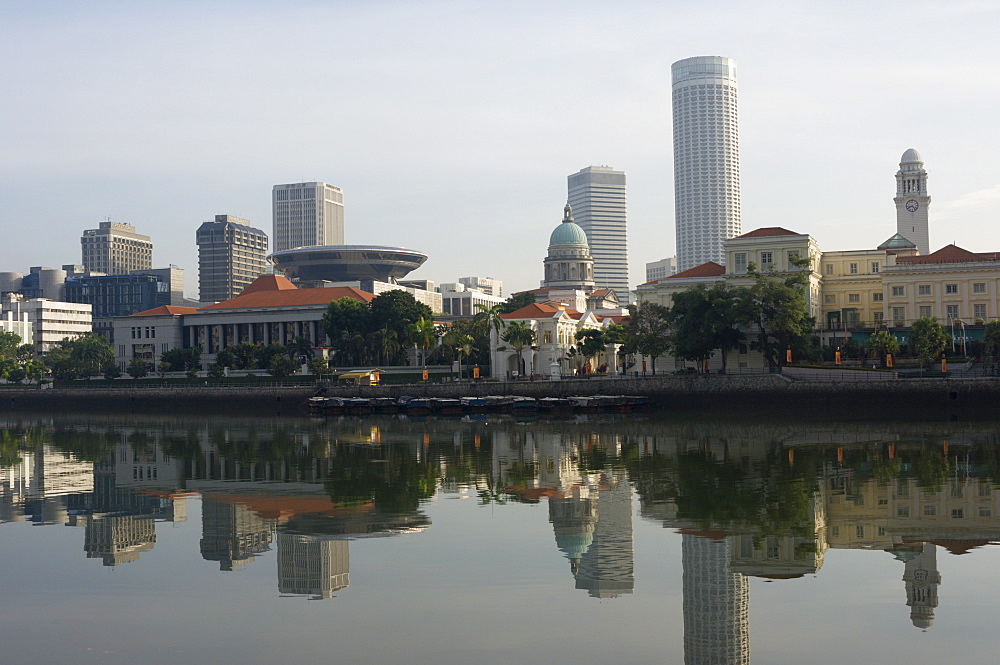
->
[239,274,298,294]
[501,303,561,319]
[199,285,373,310]
[895,244,1000,265]
[734,227,800,239]
[669,261,726,279]
[131,305,199,317]
[588,289,611,297]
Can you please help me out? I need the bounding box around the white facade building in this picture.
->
[458,276,502,297]
[645,257,677,282]
[894,148,931,256]
[672,56,742,272]
[567,166,628,298]
[1,295,92,357]
[438,283,505,317]
[272,182,345,253]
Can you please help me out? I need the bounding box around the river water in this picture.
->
[1,411,998,664]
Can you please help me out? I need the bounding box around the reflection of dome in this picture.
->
[268,245,428,283]
[549,204,589,247]
[900,148,923,164]
[554,531,594,561]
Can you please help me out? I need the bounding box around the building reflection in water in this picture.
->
[682,534,749,665]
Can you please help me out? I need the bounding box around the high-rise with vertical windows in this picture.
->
[81,221,153,275]
[272,182,344,253]
[671,56,742,272]
[197,215,269,302]
[567,166,628,298]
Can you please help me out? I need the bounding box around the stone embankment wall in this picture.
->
[1,374,997,418]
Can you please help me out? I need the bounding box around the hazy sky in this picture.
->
[3,1,999,298]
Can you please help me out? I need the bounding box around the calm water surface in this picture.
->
[2,411,999,664]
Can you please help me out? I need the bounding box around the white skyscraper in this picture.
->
[272,182,345,253]
[671,56,742,272]
[894,149,930,255]
[567,166,628,298]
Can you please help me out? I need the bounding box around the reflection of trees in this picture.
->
[323,446,437,514]
[911,447,951,492]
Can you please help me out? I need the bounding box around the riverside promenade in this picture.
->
[1,373,998,419]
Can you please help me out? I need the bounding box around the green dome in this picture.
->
[549,203,589,246]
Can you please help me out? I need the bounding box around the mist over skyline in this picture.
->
[4,1,999,298]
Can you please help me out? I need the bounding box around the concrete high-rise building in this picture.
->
[458,276,503,297]
[671,56,742,272]
[81,221,153,275]
[645,257,677,282]
[567,166,628,298]
[894,149,931,255]
[197,215,269,302]
[272,182,344,252]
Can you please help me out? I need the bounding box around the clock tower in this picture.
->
[894,148,930,255]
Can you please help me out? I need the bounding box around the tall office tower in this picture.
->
[197,215,270,302]
[272,182,344,252]
[567,166,628,297]
[671,56,742,272]
[81,221,153,274]
[682,534,750,665]
[894,149,931,255]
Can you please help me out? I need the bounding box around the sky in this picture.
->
[3,0,1000,299]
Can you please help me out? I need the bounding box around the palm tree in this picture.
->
[407,316,438,366]
[500,322,535,378]
[442,329,475,379]
[372,327,399,366]
[473,303,506,376]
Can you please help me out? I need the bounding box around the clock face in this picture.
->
[914,569,928,581]
[905,199,919,213]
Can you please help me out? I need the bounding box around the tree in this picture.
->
[229,342,259,370]
[23,359,46,383]
[161,347,202,373]
[215,349,237,369]
[6,367,26,384]
[740,257,815,368]
[985,320,1000,362]
[499,291,537,314]
[69,334,114,377]
[322,297,373,364]
[287,337,314,363]
[500,322,535,377]
[156,362,171,378]
[909,317,948,367]
[865,330,899,367]
[127,358,149,380]
[407,316,438,366]
[669,283,744,373]
[370,327,400,366]
[267,354,297,378]
[369,291,433,364]
[624,302,671,374]
[103,362,122,380]
[0,331,22,358]
[308,356,330,376]
[574,329,608,373]
[207,361,226,379]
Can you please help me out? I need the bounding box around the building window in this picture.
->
[825,264,833,275]
[760,251,773,268]
[946,305,959,320]
[892,307,905,324]
[855,525,865,538]
[945,283,959,294]
[543,331,552,344]
[734,252,747,273]
[919,305,932,318]
[975,304,987,319]
[924,505,936,516]
[891,286,905,297]
[849,262,858,274]
[918,284,931,296]
[873,293,883,302]
[824,294,836,304]
[873,312,884,323]
[848,293,860,303]
[980,506,992,517]
[897,507,910,517]
[952,508,964,519]
[871,262,879,273]
[973,282,986,294]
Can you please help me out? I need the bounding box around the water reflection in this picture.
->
[2,413,1000,660]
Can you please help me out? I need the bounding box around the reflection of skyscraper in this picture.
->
[200,497,274,571]
[574,471,634,598]
[84,514,157,566]
[682,534,749,665]
[277,533,349,599]
[902,542,940,630]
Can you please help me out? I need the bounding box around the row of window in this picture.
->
[130,326,156,339]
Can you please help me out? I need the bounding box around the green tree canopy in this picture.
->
[740,257,815,368]
[669,283,744,372]
[623,302,671,374]
[865,330,900,367]
[909,316,948,367]
[984,320,1000,361]
[499,291,536,314]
